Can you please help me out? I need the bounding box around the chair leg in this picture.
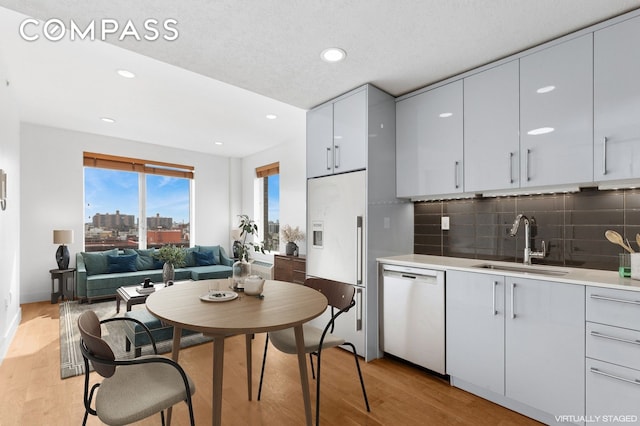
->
[160,409,165,426]
[309,352,316,379]
[315,349,323,426]
[257,334,270,401]
[344,342,370,412]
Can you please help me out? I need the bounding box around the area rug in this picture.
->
[59,300,212,379]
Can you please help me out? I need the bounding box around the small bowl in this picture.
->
[244,275,265,296]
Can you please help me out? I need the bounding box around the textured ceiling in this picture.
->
[1,1,640,156]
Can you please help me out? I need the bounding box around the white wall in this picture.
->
[0,54,21,362]
[240,135,307,261]
[20,123,231,303]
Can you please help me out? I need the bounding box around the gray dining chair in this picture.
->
[77,310,195,425]
[257,277,370,425]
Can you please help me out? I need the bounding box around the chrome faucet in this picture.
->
[509,214,546,265]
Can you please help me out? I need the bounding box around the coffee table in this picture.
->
[115,280,191,313]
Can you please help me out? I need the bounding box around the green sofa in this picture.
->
[76,245,234,302]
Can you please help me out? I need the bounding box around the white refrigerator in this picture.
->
[307,170,367,355]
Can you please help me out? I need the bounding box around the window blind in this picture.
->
[255,162,279,178]
[83,152,194,179]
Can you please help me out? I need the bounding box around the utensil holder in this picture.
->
[619,253,631,278]
[630,253,640,280]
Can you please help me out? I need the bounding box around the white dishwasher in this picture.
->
[381,264,445,374]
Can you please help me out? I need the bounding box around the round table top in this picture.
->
[146,279,328,335]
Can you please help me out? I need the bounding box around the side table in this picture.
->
[49,268,75,304]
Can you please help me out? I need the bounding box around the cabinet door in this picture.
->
[594,15,640,181]
[464,61,520,192]
[587,358,640,424]
[520,35,593,187]
[396,81,463,197]
[505,277,585,418]
[446,270,505,394]
[333,90,367,174]
[307,103,334,178]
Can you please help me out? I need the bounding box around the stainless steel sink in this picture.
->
[472,263,569,276]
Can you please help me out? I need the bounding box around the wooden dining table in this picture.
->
[145,278,328,426]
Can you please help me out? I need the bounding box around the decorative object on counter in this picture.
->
[630,253,640,280]
[233,214,266,290]
[53,229,74,269]
[619,253,631,278]
[281,224,305,256]
[153,244,186,283]
[604,230,634,253]
[0,168,6,211]
[244,275,265,296]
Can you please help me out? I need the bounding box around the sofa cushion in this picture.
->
[125,249,159,271]
[190,265,233,280]
[107,254,138,273]
[197,245,222,265]
[82,249,119,276]
[183,247,198,267]
[194,250,216,266]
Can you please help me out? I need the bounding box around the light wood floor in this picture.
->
[0,302,541,425]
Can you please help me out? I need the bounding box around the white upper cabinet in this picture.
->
[307,89,367,178]
[594,15,640,182]
[519,34,594,188]
[464,61,520,192]
[396,80,463,198]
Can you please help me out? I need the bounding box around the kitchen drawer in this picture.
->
[587,322,640,371]
[586,358,640,424]
[586,286,640,331]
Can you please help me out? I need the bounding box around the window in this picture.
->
[255,162,279,252]
[83,152,192,252]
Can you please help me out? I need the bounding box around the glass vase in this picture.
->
[162,263,175,284]
[232,259,251,290]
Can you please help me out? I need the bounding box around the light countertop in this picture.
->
[377,254,640,292]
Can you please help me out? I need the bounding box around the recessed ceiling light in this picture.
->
[214,142,223,146]
[320,47,347,63]
[527,127,554,135]
[101,117,115,123]
[117,69,136,79]
[266,114,278,120]
[536,85,555,94]
[439,112,453,118]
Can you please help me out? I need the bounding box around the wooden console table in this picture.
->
[274,254,306,284]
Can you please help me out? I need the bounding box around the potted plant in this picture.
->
[234,215,265,289]
[281,224,305,256]
[154,244,186,283]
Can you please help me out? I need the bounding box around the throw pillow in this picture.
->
[125,248,156,270]
[82,249,119,276]
[194,250,216,266]
[183,247,198,267]
[107,254,138,273]
[197,245,221,264]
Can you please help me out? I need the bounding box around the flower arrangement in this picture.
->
[281,225,305,243]
[153,244,186,267]
[236,214,266,261]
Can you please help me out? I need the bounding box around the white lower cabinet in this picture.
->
[586,287,640,424]
[447,270,585,425]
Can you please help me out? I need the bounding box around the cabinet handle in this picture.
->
[526,149,531,182]
[509,152,514,184]
[602,137,608,176]
[356,287,363,331]
[492,281,498,315]
[590,330,640,346]
[590,294,640,306]
[590,367,640,386]
[334,145,340,169]
[510,282,516,319]
[454,161,460,189]
[326,147,332,171]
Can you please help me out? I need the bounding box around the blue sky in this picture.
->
[84,168,190,224]
[268,174,279,222]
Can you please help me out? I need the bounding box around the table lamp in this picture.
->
[53,229,74,270]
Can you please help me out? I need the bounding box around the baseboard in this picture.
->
[0,306,22,365]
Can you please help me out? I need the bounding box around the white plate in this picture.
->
[200,290,238,302]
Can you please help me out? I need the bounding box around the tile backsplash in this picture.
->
[414,188,640,271]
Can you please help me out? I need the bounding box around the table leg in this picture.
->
[166,326,183,426]
[212,336,225,426]
[294,325,313,426]
[245,334,252,401]
[115,294,121,313]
